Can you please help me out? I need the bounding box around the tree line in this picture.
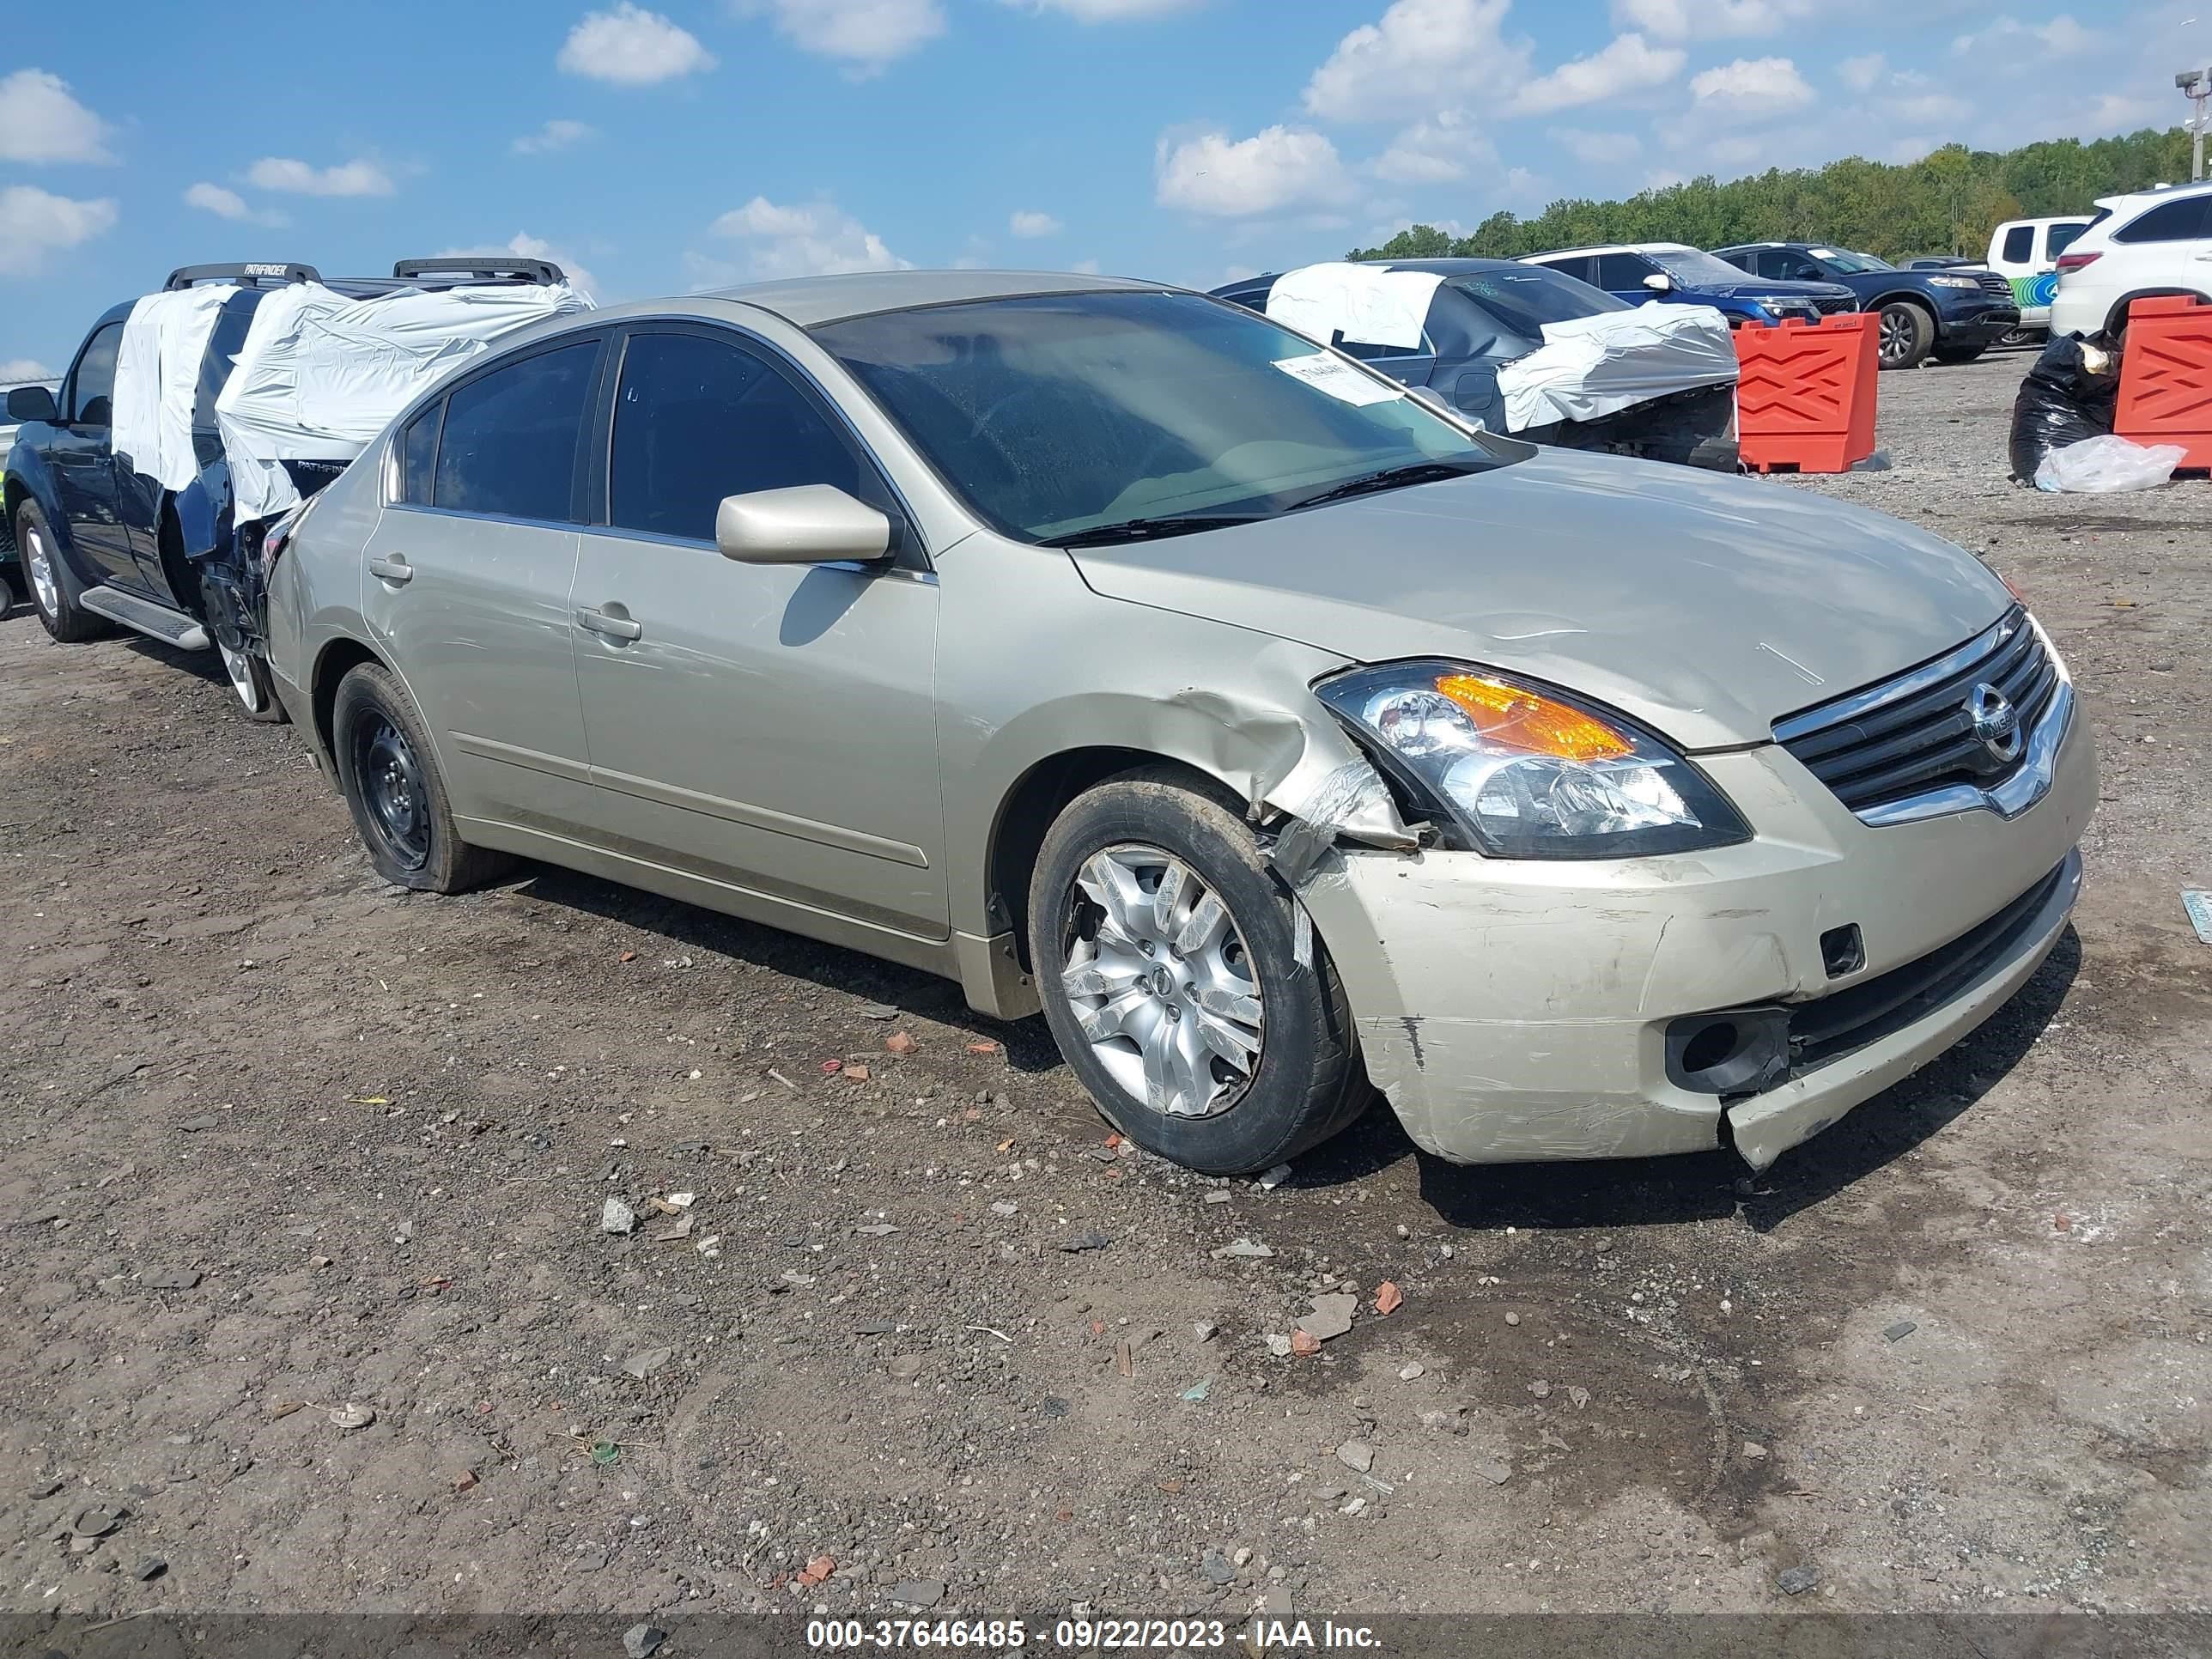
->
[1349,127,2198,264]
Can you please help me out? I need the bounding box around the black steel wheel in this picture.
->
[330,661,510,892]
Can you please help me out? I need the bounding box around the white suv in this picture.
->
[2048,180,2212,338]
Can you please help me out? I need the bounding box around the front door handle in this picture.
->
[367,553,413,586]
[576,605,643,642]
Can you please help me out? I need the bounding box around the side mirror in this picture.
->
[6,384,58,424]
[715,483,894,566]
[1642,272,1673,294]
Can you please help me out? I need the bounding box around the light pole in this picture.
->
[2181,68,2210,181]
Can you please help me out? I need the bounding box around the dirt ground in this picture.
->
[2,351,2207,1627]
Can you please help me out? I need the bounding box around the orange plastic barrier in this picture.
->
[2114,294,2212,470]
[1732,313,1879,474]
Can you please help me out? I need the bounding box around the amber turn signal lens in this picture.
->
[1434,672,1634,762]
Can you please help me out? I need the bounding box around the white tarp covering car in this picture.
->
[108,276,591,521]
[216,280,592,520]
[1262,261,1738,436]
[1494,301,1738,433]
[112,283,240,492]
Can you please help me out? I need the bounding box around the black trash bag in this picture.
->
[2008,331,2122,484]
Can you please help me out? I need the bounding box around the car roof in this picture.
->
[2092,178,2212,213]
[698,269,1167,327]
[1523,243,1692,258]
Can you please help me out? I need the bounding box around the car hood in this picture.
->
[1692,277,1858,305]
[1066,448,2014,750]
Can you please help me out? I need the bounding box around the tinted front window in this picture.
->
[70,322,123,426]
[1530,255,1595,284]
[2047,220,2093,257]
[1445,268,1626,334]
[815,290,1504,543]
[2115,197,2209,244]
[2002,226,2035,264]
[1594,252,1656,289]
[611,331,873,541]
[432,340,599,521]
[400,401,443,505]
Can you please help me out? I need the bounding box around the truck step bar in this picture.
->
[78,586,210,652]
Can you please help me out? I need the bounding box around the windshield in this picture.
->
[1814,248,1893,273]
[1647,247,1769,286]
[814,289,1508,544]
[1445,267,1627,334]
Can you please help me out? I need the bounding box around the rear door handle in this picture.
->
[576,605,642,642]
[367,554,413,586]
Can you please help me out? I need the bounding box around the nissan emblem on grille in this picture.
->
[1967,682,2022,763]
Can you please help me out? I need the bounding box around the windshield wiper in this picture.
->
[1042,514,1267,549]
[1285,460,1486,513]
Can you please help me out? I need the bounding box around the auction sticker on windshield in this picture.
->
[1273,353,1401,405]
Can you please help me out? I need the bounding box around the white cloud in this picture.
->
[1000,0,1205,15]
[1009,210,1063,238]
[559,3,717,83]
[1508,32,1683,117]
[1950,14,2097,58]
[0,185,117,276]
[505,232,600,302]
[708,197,909,278]
[1155,125,1353,218]
[183,181,288,227]
[1549,126,1638,167]
[1069,257,1103,274]
[246,156,397,197]
[514,118,598,155]
[1838,52,1885,93]
[1370,111,1498,184]
[1303,0,1528,125]
[1609,0,1813,38]
[1,358,55,381]
[737,0,945,76]
[1686,56,1814,121]
[0,69,115,165]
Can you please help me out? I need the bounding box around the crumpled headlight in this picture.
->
[1316,661,1750,860]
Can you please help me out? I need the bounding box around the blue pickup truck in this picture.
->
[1712,242,2020,368]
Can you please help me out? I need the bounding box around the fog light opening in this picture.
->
[1679,1019,1742,1078]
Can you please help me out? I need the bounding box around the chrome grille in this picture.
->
[1774,608,2062,817]
[1976,270,2015,303]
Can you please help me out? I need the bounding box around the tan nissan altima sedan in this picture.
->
[262,270,2094,1176]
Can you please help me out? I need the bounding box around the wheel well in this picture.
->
[1874,293,1936,320]
[312,638,386,763]
[2105,289,2204,337]
[987,748,1231,969]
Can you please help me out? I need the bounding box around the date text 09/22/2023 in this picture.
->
[804,1616,1382,1649]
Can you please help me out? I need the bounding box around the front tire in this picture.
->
[14,500,111,643]
[1876,301,1936,369]
[331,662,508,892]
[1028,772,1367,1176]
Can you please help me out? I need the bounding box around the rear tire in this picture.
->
[1931,343,1987,365]
[14,500,111,643]
[331,662,509,893]
[1876,301,1935,369]
[221,641,289,724]
[1028,770,1368,1176]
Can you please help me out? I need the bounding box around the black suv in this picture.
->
[3,256,565,717]
[1711,243,2020,370]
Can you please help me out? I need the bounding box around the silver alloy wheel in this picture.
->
[22,521,58,618]
[220,642,262,712]
[1059,843,1264,1118]
[1879,307,1914,365]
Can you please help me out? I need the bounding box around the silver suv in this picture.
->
[264,271,2094,1176]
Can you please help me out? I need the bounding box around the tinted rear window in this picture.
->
[195,298,257,429]
[432,340,599,521]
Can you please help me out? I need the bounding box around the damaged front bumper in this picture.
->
[1294,719,2095,1170]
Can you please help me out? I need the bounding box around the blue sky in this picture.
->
[2,0,2198,373]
